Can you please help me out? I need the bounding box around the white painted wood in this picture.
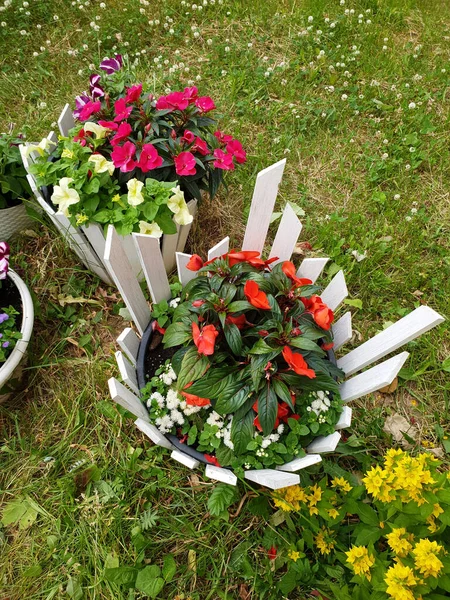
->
[58,103,75,136]
[176,198,198,253]
[176,252,198,286]
[332,312,353,351]
[205,465,237,486]
[296,257,329,284]
[207,236,230,262]
[134,418,174,450]
[339,352,410,403]
[242,159,286,254]
[269,203,302,264]
[171,449,200,470]
[162,226,180,273]
[104,225,151,335]
[277,454,322,473]
[133,233,171,304]
[321,270,348,311]
[335,406,352,430]
[244,468,300,490]
[115,351,139,395]
[120,233,144,281]
[117,327,140,366]
[306,431,341,454]
[47,130,58,145]
[80,223,114,285]
[26,173,55,219]
[108,377,149,421]
[337,306,445,377]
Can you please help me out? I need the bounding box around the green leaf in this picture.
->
[207,484,237,517]
[228,300,253,313]
[272,379,294,410]
[355,502,379,526]
[343,298,363,309]
[155,210,177,234]
[231,407,254,454]
[162,555,176,583]
[66,576,83,600]
[23,564,43,578]
[186,367,235,398]
[223,322,242,356]
[177,347,209,389]
[215,383,250,414]
[163,322,191,348]
[248,338,274,355]
[1,498,39,530]
[289,337,325,354]
[354,524,382,546]
[258,383,278,435]
[135,565,165,598]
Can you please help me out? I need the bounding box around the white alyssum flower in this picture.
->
[169,298,181,309]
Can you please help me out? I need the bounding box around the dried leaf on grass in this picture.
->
[379,377,398,394]
[58,294,102,307]
[383,413,418,447]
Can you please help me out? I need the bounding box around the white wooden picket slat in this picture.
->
[171,449,200,470]
[80,223,114,285]
[296,257,329,284]
[277,454,322,473]
[133,233,171,304]
[337,306,445,377]
[207,236,230,261]
[26,174,56,220]
[119,233,144,281]
[117,327,140,366]
[162,227,180,274]
[332,312,353,351]
[108,377,149,421]
[58,103,75,136]
[47,130,58,145]
[242,159,286,254]
[339,352,409,403]
[268,203,302,264]
[115,351,140,395]
[205,465,237,486]
[244,468,300,490]
[135,418,174,450]
[335,406,352,430]
[104,225,151,335]
[176,198,198,253]
[306,432,341,454]
[321,270,348,311]
[176,252,197,286]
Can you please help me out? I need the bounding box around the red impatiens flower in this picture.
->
[192,136,209,156]
[253,399,299,432]
[268,546,277,561]
[226,314,247,329]
[111,141,137,172]
[183,85,198,102]
[125,83,143,104]
[74,128,86,145]
[98,120,119,131]
[282,346,316,379]
[214,130,233,144]
[111,122,132,146]
[174,151,197,176]
[195,96,216,113]
[213,148,234,170]
[226,139,247,164]
[282,261,313,288]
[301,295,334,331]
[156,91,189,111]
[152,321,166,335]
[78,100,101,121]
[321,342,334,351]
[244,279,271,310]
[181,390,211,407]
[181,130,195,144]
[192,299,206,307]
[138,143,163,172]
[114,97,133,122]
[186,254,204,271]
[227,250,278,269]
[204,454,221,467]
[192,322,219,356]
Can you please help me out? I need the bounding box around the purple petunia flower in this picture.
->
[73,93,91,119]
[89,74,104,100]
[0,241,10,259]
[99,54,123,75]
[0,257,9,280]
[2,341,9,348]
[0,313,8,324]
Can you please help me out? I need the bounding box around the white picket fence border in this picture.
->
[104,159,444,490]
[20,104,198,285]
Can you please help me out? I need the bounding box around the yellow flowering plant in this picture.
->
[248,449,450,600]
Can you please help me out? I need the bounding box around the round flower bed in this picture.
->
[136,250,344,474]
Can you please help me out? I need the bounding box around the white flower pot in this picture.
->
[0,204,36,241]
[0,269,34,403]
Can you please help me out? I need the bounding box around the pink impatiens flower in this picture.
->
[174,151,197,176]
[213,148,234,170]
[181,130,195,144]
[111,122,132,146]
[214,130,233,144]
[78,100,101,121]
[111,141,137,172]
[156,91,189,112]
[195,96,216,113]
[192,137,209,156]
[138,144,163,172]
[226,139,247,164]
[125,84,143,104]
[183,86,198,102]
[114,97,133,122]
[98,120,118,131]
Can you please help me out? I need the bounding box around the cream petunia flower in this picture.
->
[51,177,80,216]
[83,122,111,139]
[139,220,163,238]
[168,185,193,225]
[127,178,145,206]
[88,153,115,176]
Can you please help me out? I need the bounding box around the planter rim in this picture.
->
[0,269,34,388]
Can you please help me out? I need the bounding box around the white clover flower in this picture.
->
[405,215,412,221]
[408,102,416,109]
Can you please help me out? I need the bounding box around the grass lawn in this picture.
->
[1,0,449,598]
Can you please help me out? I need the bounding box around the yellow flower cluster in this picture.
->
[272,485,307,512]
[345,545,375,580]
[386,527,414,557]
[315,527,335,555]
[331,476,353,492]
[363,449,437,504]
[384,562,417,600]
[412,538,444,578]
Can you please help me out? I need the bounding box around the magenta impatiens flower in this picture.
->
[98,120,118,131]
[114,98,133,122]
[138,144,163,172]
[213,148,234,170]
[100,54,123,74]
[111,122,132,146]
[195,96,216,113]
[111,141,137,172]
[226,139,247,164]
[214,130,233,144]
[125,84,143,104]
[156,92,189,112]
[181,130,195,144]
[183,86,198,103]
[78,100,101,121]
[174,152,197,176]
[192,137,209,156]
